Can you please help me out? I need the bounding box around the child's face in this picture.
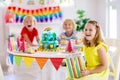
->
[24,17,35,31]
[63,21,74,32]
[84,23,96,41]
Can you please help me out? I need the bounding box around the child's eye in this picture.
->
[68,24,71,26]
[85,29,87,31]
[89,29,93,31]
[26,21,28,23]
[64,24,67,26]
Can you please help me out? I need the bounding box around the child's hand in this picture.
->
[60,40,68,45]
[60,35,66,39]
[27,43,37,46]
[31,44,38,46]
[72,33,76,37]
[75,38,83,44]
[81,70,90,76]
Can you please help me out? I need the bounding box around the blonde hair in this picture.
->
[83,20,104,47]
[63,19,76,30]
[23,15,36,26]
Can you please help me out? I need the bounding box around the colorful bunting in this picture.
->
[36,58,48,69]
[8,54,65,70]
[27,0,35,5]
[15,14,19,22]
[50,0,73,4]
[50,58,63,70]
[23,57,34,68]
[39,0,44,5]
[8,53,84,72]
[60,0,63,3]
[6,6,62,23]
[19,0,22,4]
[14,56,22,67]
[52,0,54,3]
[9,54,14,64]
[4,0,73,5]
[11,0,14,2]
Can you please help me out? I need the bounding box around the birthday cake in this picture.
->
[38,27,59,52]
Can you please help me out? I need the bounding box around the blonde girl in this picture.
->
[66,20,110,80]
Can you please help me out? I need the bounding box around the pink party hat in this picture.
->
[66,40,74,52]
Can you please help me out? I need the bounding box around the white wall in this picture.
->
[74,0,97,20]
[117,0,120,38]
[75,0,107,37]
[96,0,107,37]
[96,0,120,39]
[74,0,109,38]
[0,6,9,70]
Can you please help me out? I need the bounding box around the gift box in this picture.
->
[66,54,86,78]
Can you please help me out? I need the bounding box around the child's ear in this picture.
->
[34,20,36,26]
[23,21,26,25]
[23,19,26,25]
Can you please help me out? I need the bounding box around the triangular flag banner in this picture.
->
[23,57,34,68]
[50,58,63,70]
[9,54,14,64]
[36,58,48,70]
[14,56,22,67]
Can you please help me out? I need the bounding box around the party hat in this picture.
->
[66,40,74,52]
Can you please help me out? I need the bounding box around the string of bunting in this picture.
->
[9,0,71,5]
[6,6,62,23]
[9,54,64,70]
[9,53,85,73]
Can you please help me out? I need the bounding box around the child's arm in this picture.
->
[36,35,40,43]
[59,34,68,45]
[81,46,108,76]
[22,34,33,46]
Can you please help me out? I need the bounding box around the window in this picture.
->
[109,0,116,2]
[109,5,117,38]
[107,0,117,39]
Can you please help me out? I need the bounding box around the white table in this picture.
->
[7,49,81,80]
[7,49,81,58]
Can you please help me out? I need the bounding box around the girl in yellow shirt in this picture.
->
[66,20,110,80]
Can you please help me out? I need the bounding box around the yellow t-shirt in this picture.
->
[83,42,110,80]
